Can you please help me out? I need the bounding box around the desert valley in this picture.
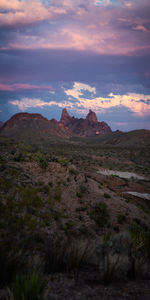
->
[0,109,150,299]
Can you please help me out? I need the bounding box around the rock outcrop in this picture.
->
[86,109,98,124]
[60,108,71,126]
[60,109,112,136]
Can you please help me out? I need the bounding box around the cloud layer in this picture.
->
[9,82,150,117]
[0,82,53,91]
[0,0,150,55]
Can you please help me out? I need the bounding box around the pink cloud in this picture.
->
[0,83,54,91]
[0,0,150,55]
[0,0,67,27]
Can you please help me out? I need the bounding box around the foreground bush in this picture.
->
[0,247,17,288]
[11,272,45,300]
[44,237,93,274]
[90,201,109,227]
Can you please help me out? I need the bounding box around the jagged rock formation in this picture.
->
[86,109,98,124]
[60,108,112,136]
[60,108,71,126]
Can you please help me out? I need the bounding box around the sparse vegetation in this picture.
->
[0,133,149,297]
[11,272,45,300]
[35,152,48,169]
[104,192,111,199]
[117,214,127,224]
[54,185,62,202]
[90,201,109,227]
[129,223,150,251]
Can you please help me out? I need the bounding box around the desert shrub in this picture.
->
[58,158,68,167]
[98,232,132,282]
[113,225,120,233]
[11,272,45,300]
[48,181,53,187]
[79,184,87,194]
[76,184,88,199]
[53,208,68,221]
[62,219,77,235]
[76,191,82,198]
[104,193,111,199]
[54,186,62,202]
[69,167,78,175]
[44,238,92,274]
[0,247,17,288]
[35,152,48,169]
[117,214,127,224]
[20,187,42,208]
[23,213,39,232]
[43,184,50,194]
[90,201,109,227]
[79,224,88,234]
[129,223,150,251]
[0,176,11,191]
[13,150,25,162]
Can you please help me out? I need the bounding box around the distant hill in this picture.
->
[91,129,150,147]
[60,108,112,136]
[0,112,71,141]
[0,121,3,128]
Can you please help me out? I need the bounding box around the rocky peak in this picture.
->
[86,109,98,124]
[60,108,71,125]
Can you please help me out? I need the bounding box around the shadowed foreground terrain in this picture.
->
[0,125,150,299]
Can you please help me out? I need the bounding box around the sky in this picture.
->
[0,0,150,131]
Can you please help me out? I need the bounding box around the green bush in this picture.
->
[48,181,53,187]
[104,193,111,199]
[12,272,45,300]
[129,223,150,251]
[20,187,42,208]
[76,192,82,198]
[117,214,126,224]
[44,238,91,273]
[58,158,68,167]
[79,184,87,194]
[54,186,62,202]
[79,224,88,234]
[90,201,109,227]
[0,247,17,288]
[35,152,48,169]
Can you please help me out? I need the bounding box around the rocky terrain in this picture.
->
[0,112,150,299]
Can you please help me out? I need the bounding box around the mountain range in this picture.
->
[0,109,150,148]
[0,109,111,138]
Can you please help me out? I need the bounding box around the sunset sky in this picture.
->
[0,0,150,131]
